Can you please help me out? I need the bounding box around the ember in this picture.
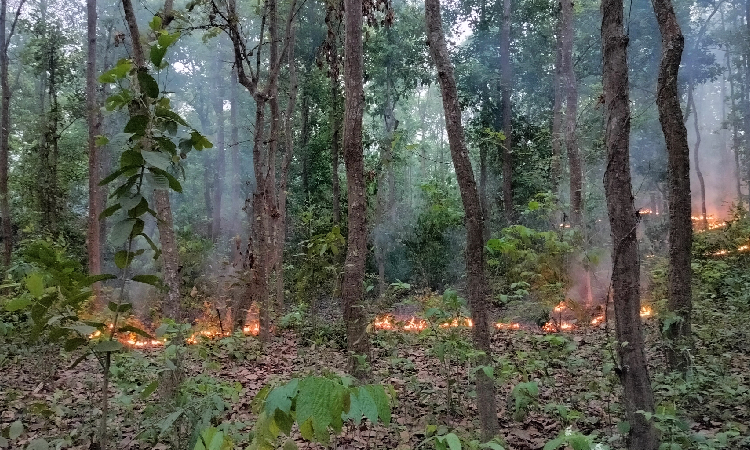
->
[495,322,521,330]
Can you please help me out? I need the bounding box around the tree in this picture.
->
[500,0,513,222]
[601,0,658,447]
[425,0,498,439]
[341,0,371,378]
[652,0,692,373]
[560,0,581,227]
[87,0,101,294]
[0,0,24,267]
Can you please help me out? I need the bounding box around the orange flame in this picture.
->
[590,314,605,326]
[495,322,521,330]
[640,306,652,318]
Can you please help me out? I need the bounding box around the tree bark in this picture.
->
[87,0,101,295]
[342,0,371,379]
[331,76,342,224]
[687,83,707,230]
[425,0,498,439]
[601,0,658,447]
[500,0,513,222]
[211,55,226,242]
[652,0,693,373]
[551,16,564,194]
[230,68,241,236]
[561,0,582,227]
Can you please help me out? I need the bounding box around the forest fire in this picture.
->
[88,321,261,348]
[692,214,727,231]
[495,322,521,330]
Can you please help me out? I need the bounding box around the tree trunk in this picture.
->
[551,16,563,194]
[0,0,19,267]
[601,0,658,448]
[331,76,342,224]
[425,0,497,439]
[86,0,101,294]
[727,42,743,202]
[561,0,582,227]
[230,68,241,236]
[275,22,297,315]
[687,83,708,230]
[500,0,513,222]
[342,0,371,379]
[652,0,693,374]
[211,56,226,243]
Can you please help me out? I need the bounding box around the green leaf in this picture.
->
[111,220,136,247]
[93,340,123,353]
[131,274,165,290]
[64,337,87,352]
[137,70,160,98]
[147,167,182,192]
[363,384,391,425]
[99,165,135,186]
[124,115,149,135]
[158,31,181,48]
[114,250,130,269]
[444,433,462,450]
[25,273,44,297]
[9,420,23,440]
[95,135,109,146]
[296,377,345,442]
[141,380,159,399]
[98,59,133,83]
[298,418,314,441]
[265,378,299,415]
[155,106,189,127]
[159,409,184,436]
[5,296,31,311]
[150,45,168,68]
[149,15,162,31]
[99,204,122,219]
[190,131,213,150]
[107,301,132,313]
[142,151,172,170]
[67,324,98,336]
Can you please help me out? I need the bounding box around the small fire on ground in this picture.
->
[88,321,261,348]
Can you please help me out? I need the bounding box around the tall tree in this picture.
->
[560,0,582,227]
[653,0,692,373]
[211,54,226,242]
[0,0,23,267]
[425,0,498,439]
[341,0,371,378]
[500,0,513,221]
[87,0,101,290]
[601,0,658,447]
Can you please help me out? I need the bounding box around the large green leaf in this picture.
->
[137,70,160,98]
[124,115,149,135]
[5,296,32,311]
[147,167,182,192]
[25,273,44,297]
[110,219,136,247]
[265,378,299,415]
[142,151,172,170]
[93,340,123,352]
[150,45,168,68]
[296,377,345,443]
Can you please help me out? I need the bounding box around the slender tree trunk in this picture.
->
[601,0,658,448]
[561,0,582,227]
[425,0,497,439]
[0,0,18,267]
[551,16,564,194]
[727,43,743,202]
[87,0,101,295]
[230,68,241,236]
[301,92,311,198]
[342,0,371,379]
[500,0,513,222]
[687,83,708,230]
[212,56,226,243]
[331,76,342,224]
[275,21,297,315]
[653,0,693,373]
[653,0,705,373]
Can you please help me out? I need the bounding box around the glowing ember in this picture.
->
[640,306,652,318]
[639,208,653,214]
[553,301,566,313]
[590,314,605,326]
[495,322,521,330]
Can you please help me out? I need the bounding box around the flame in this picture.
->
[590,314,605,326]
[542,320,576,332]
[553,301,566,312]
[640,208,653,214]
[372,315,475,332]
[640,306,652,318]
[495,322,521,330]
[439,317,473,328]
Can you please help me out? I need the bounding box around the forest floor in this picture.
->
[3,299,750,450]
